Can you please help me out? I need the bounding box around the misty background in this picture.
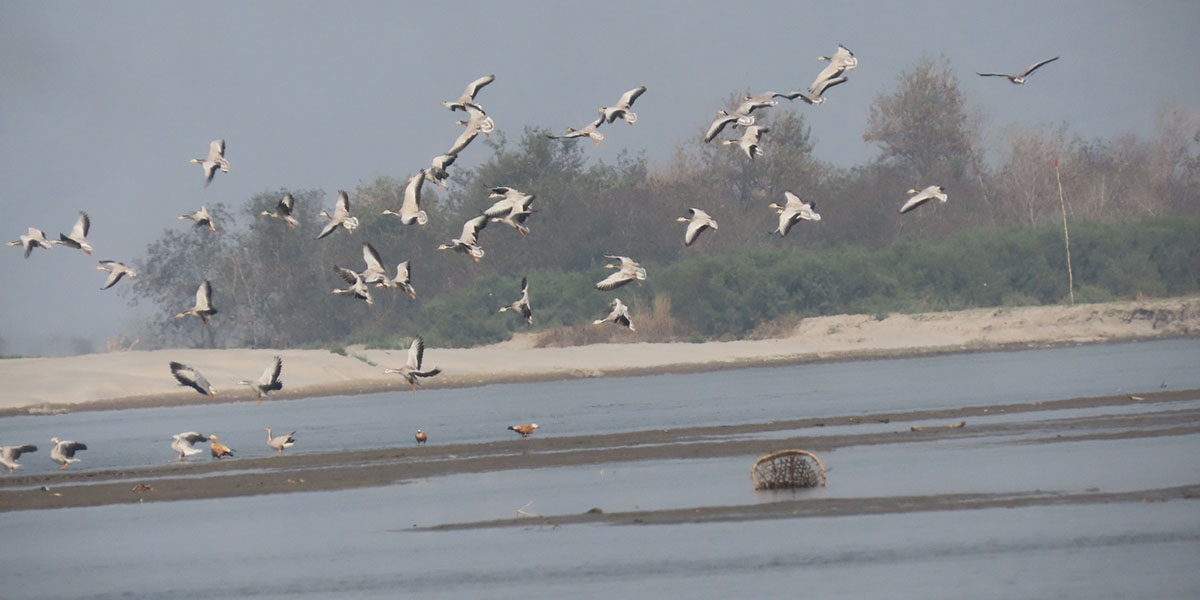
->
[2,1,1198,356]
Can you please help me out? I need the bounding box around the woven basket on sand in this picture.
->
[750,449,827,490]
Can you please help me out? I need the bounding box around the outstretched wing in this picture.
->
[617,86,647,108]
[408,336,426,369]
[1022,56,1059,77]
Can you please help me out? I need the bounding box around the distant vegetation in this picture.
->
[122,56,1200,350]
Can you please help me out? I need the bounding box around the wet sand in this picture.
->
[2,389,1195,516]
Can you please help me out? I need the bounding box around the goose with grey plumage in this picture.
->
[317,191,359,239]
[179,206,216,234]
[1,444,37,474]
[977,57,1058,84]
[678,208,719,246]
[384,336,441,391]
[722,125,769,159]
[594,255,647,290]
[170,432,209,462]
[899,185,948,214]
[49,437,87,470]
[189,139,229,186]
[437,214,489,261]
[261,193,298,228]
[97,260,136,290]
[264,428,295,455]
[332,265,374,306]
[442,74,495,112]
[381,170,429,226]
[599,86,647,125]
[175,280,217,328]
[768,191,821,237]
[239,355,283,405]
[547,115,606,146]
[6,227,53,258]
[594,297,635,331]
[170,361,216,398]
[51,211,93,254]
[498,276,533,326]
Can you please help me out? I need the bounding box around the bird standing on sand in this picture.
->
[899,185,948,214]
[179,206,217,234]
[1,444,37,474]
[599,86,647,125]
[508,424,539,438]
[6,228,53,258]
[51,212,93,255]
[189,139,229,186]
[594,255,647,291]
[768,191,821,237]
[594,297,635,331]
[678,208,719,246]
[170,361,217,398]
[265,428,295,455]
[383,336,442,392]
[175,280,218,328]
[170,432,209,462]
[49,437,87,470]
[498,276,533,326]
[317,191,360,239]
[977,57,1059,84]
[261,193,298,228]
[415,430,427,445]
[239,355,283,406]
[209,435,234,459]
[97,260,136,290]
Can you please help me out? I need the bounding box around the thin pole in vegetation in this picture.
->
[1055,157,1074,305]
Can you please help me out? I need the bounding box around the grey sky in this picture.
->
[2,1,1197,355]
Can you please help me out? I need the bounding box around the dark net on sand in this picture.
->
[751,450,827,490]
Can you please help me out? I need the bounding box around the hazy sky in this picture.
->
[2,1,1197,355]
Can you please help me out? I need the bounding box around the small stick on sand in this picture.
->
[910,421,966,432]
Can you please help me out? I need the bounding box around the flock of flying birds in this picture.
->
[1,48,1059,473]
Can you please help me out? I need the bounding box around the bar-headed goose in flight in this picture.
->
[51,212,93,254]
[6,228,53,258]
[179,206,216,234]
[262,193,298,228]
[332,265,373,306]
[547,115,606,146]
[900,185,948,214]
[190,139,230,186]
[437,214,488,261]
[1,444,37,474]
[175,280,218,328]
[49,437,87,470]
[454,103,495,136]
[600,86,647,125]
[171,432,209,462]
[723,125,769,159]
[264,428,295,455]
[443,74,495,111]
[209,435,234,459]
[780,76,848,106]
[703,109,757,143]
[97,260,137,290]
[678,208,719,246]
[595,255,647,290]
[425,154,457,188]
[977,57,1059,84]
[239,355,283,405]
[508,423,539,438]
[813,44,858,85]
[381,170,429,226]
[768,191,821,236]
[384,336,441,391]
[594,297,635,331]
[170,361,217,397]
[317,191,359,239]
[358,243,416,298]
[484,187,536,236]
[498,276,533,325]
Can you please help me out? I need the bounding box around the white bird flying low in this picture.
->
[599,86,647,125]
[498,276,533,326]
[175,279,218,328]
[51,211,93,254]
[170,361,217,398]
[678,208,719,246]
[768,191,821,237]
[170,432,209,462]
[594,297,635,331]
[381,170,429,226]
[6,227,53,258]
[900,185,949,214]
[780,76,849,106]
[0,444,37,474]
[594,255,647,290]
[437,214,489,261]
[484,186,536,236]
[722,125,769,159]
[190,139,230,186]
[261,193,298,228]
[812,44,858,86]
[547,115,606,146]
[332,265,374,306]
[179,206,217,234]
[384,336,442,391]
[97,260,137,290]
[317,191,359,239]
[238,355,283,406]
[265,428,295,455]
[977,56,1059,84]
[443,74,495,112]
[49,437,87,470]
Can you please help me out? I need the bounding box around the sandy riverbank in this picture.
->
[1,297,1196,415]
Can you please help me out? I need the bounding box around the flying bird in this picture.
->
[49,437,87,470]
[265,427,295,455]
[508,423,539,438]
[6,228,53,258]
[170,432,209,462]
[594,297,635,331]
[239,355,283,405]
[170,361,217,398]
[547,115,606,146]
[900,185,949,214]
[768,191,821,236]
[175,280,217,328]
[97,260,137,290]
[381,170,429,226]
[484,187,536,236]
[332,265,374,306]
[437,214,488,261]
[179,206,216,234]
[209,435,234,459]
[189,139,230,186]
[594,255,647,290]
[0,444,37,474]
[812,44,858,85]
[677,208,719,246]
[780,76,848,105]
[599,86,647,125]
[425,153,457,188]
[383,336,442,391]
[443,74,495,112]
[703,110,755,143]
[498,276,533,326]
[415,430,427,445]
[261,193,298,228]
[977,57,1059,84]
[51,212,93,254]
[317,191,359,239]
[722,125,769,159]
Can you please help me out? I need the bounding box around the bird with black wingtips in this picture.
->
[331,265,374,306]
[171,432,209,462]
[317,191,359,239]
[722,125,769,159]
[261,193,298,228]
[677,208,719,246]
[49,437,87,470]
[498,276,533,326]
[51,211,93,254]
[768,191,821,237]
[437,214,489,261]
[594,297,635,331]
[547,115,606,146]
[179,206,217,234]
[381,170,429,226]
[7,227,54,258]
[594,255,646,291]
[599,86,647,125]
[175,280,218,328]
[384,336,442,392]
[442,74,495,112]
[189,139,229,186]
[97,260,136,290]
[239,356,283,405]
[977,57,1059,84]
[1,444,37,474]
[899,185,948,214]
[265,428,295,455]
[170,361,217,398]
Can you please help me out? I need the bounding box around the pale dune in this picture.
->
[1,297,1195,414]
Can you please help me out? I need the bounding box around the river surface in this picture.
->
[2,339,1199,598]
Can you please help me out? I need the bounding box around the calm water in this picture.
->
[2,339,1199,598]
